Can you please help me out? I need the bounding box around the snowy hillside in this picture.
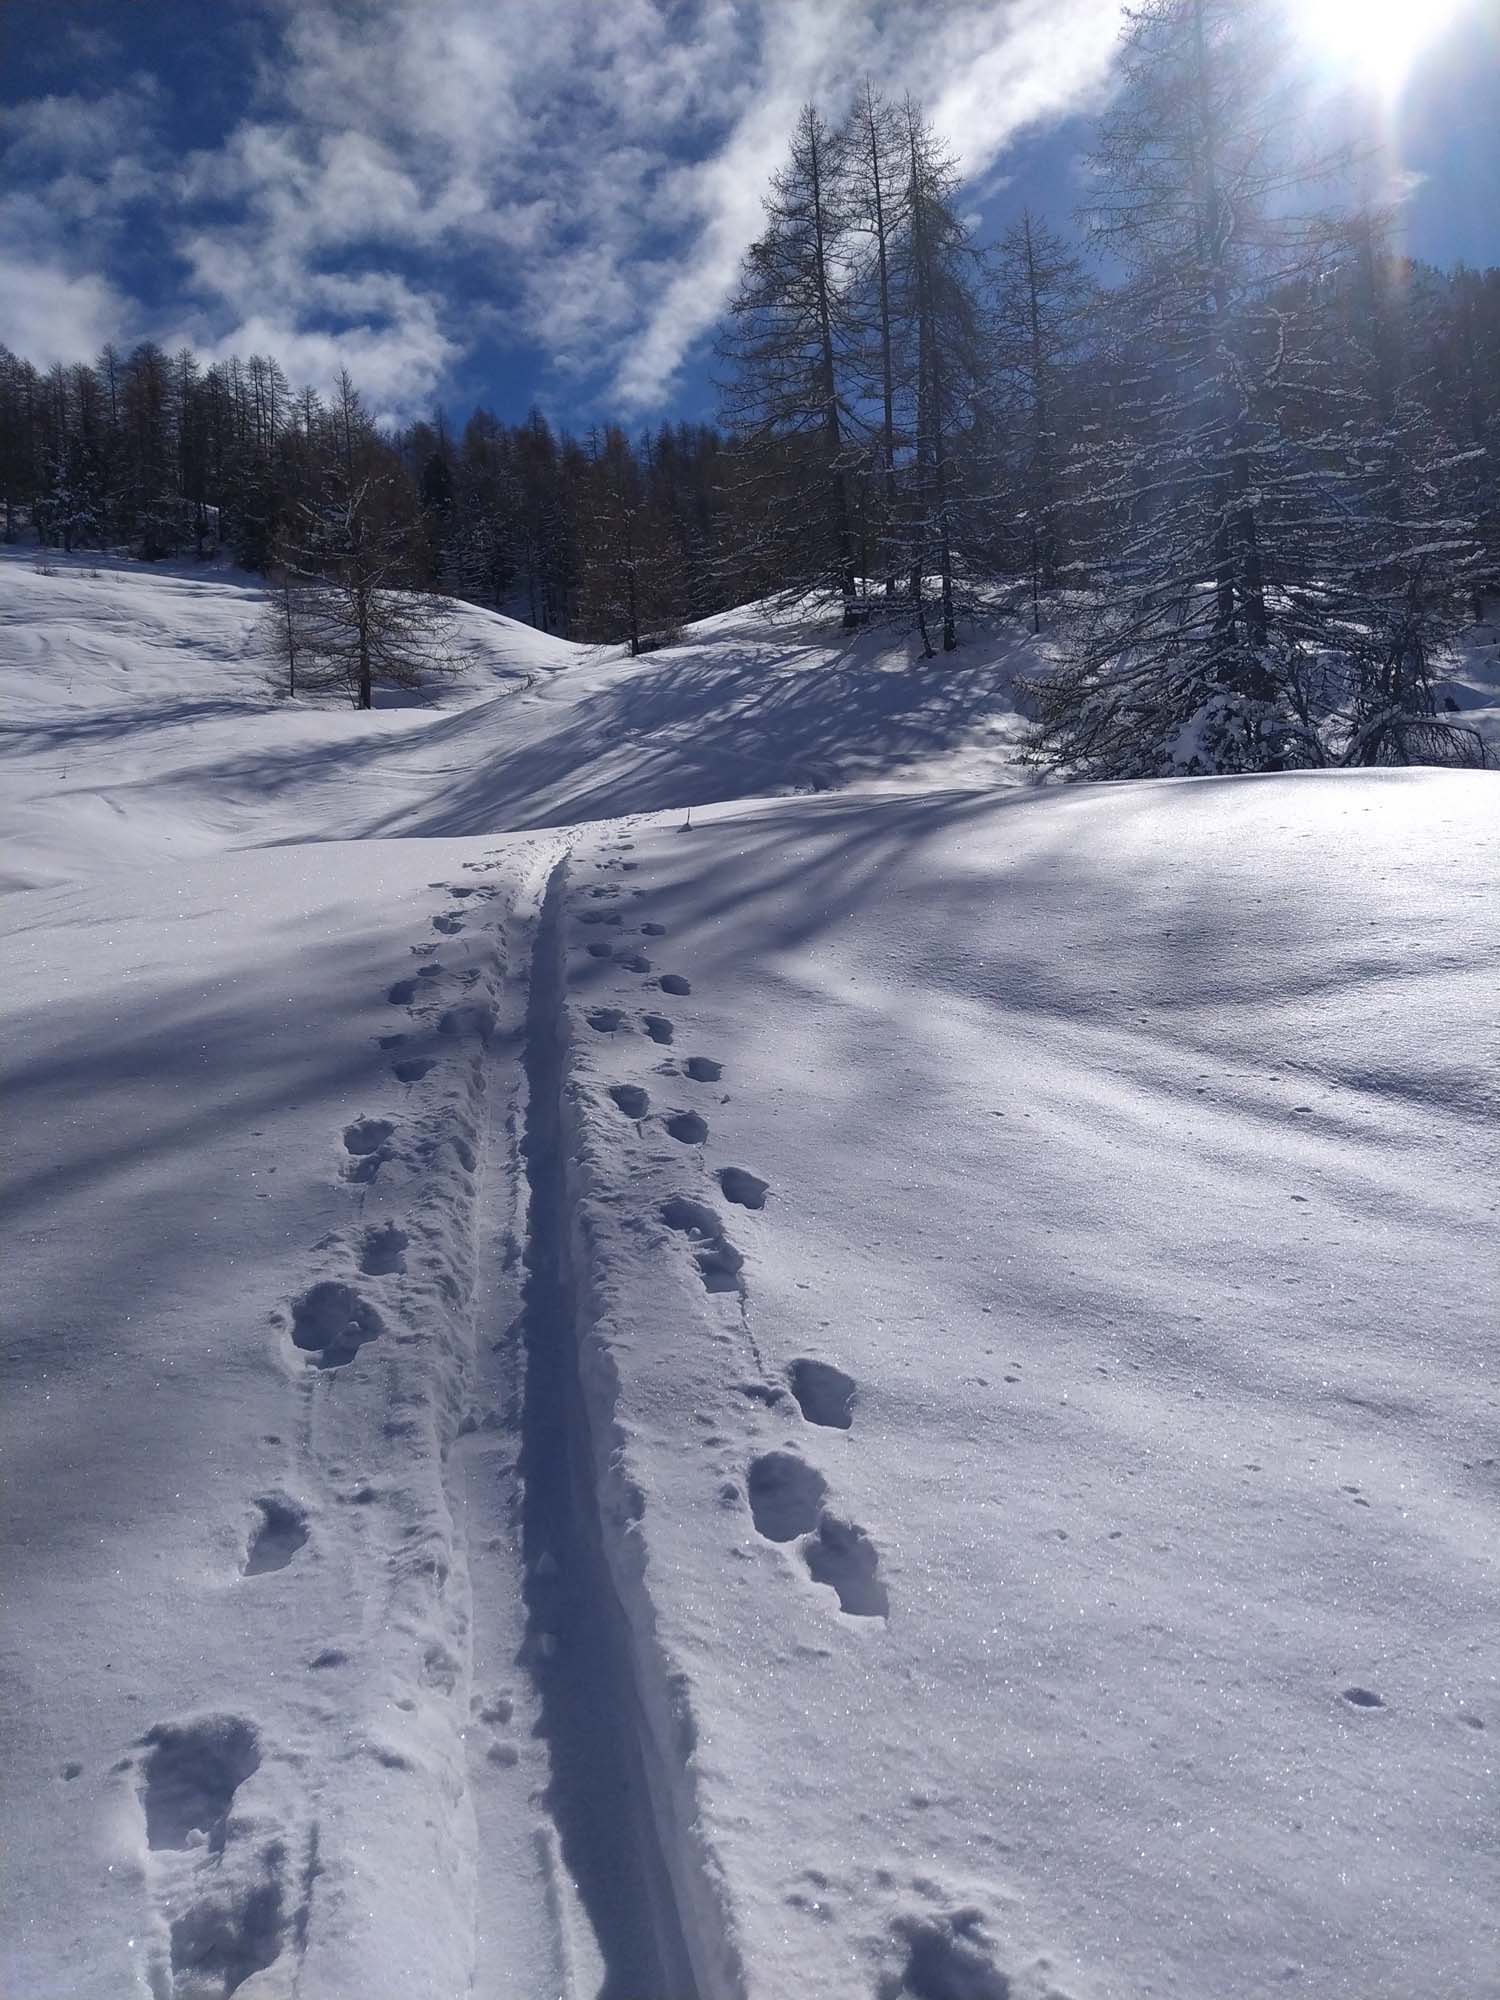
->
[0,552,1039,890]
[3,554,1497,2000]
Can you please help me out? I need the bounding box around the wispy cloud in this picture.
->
[0,1,1123,415]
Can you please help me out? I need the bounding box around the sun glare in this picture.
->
[1292,0,1466,97]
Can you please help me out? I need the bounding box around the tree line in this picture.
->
[0,343,732,652]
[2,0,1497,763]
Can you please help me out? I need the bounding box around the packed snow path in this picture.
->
[3,554,1498,1999]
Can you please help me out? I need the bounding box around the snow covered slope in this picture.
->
[553,776,1499,2000]
[0,550,1038,889]
[2,553,1496,2000]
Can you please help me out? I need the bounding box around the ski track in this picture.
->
[137,820,761,1997]
[19,814,735,1999]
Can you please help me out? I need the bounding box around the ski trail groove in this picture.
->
[518,849,703,2000]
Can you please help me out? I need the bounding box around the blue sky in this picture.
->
[1,0,1496,433]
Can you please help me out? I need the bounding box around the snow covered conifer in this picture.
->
[1026,0,1366,775]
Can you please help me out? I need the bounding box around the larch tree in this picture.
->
[718,102,861,620]
[846,79,909,598]
[1027,0,1487,777]
[891,98,988,654]
[991,210,1091,631]
[274,392,467,710]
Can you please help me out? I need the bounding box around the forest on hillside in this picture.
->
[3,0,1497,773]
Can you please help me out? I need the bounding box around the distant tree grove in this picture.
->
[3,0,1497,767]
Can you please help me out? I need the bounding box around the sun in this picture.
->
[1291,0,1466,97]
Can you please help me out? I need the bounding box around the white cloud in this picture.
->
[0,79,160,166]
[0,258,133,365]
[0,2,1125,417]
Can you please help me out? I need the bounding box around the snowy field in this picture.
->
[2,549,1497,2000]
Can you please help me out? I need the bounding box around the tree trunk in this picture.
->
[861,85,899,598]
[1022,212,1054,609]
[357,588,372,709]
[807,115,856,608]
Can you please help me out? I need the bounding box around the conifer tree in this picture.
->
[1024,0,1483,775]
[718,102,860,619]
[992,211,1090,631]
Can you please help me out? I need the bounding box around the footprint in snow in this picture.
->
[788,1358,856,1429]
[387,978,418,1006]
[344,1116,393,1156]
[747,1451,827,1541]
[746,1452,888,1617]
[422,1642,461,1696]
[718,1166,768,1209]
[358,1221,407,1276]
[244,1498,309,1576]
[392,1056,435,1083]
[666,1110,708,1144]
[586,942,613,959]
[658,973,691,996]
[140,1715,260,1854]
[641,922,667,937]
[437,1001,495,1041]
[616,952,651,974]
[804,1516,888,1618]
[289,1280,385,1369]
[588,1007,625,1034]
[342,1116,394,1184]
[685,1056,722,1083]
[880,1910,1011,2000]
[643,1014,674,1045]
[166,1850,289,1995]
[659,1194,741,1292]
[610,1084,650,1119]
[432,912,464,935]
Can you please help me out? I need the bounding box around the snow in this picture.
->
[2,547,1496,2000]
[555,780,1499,1999]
